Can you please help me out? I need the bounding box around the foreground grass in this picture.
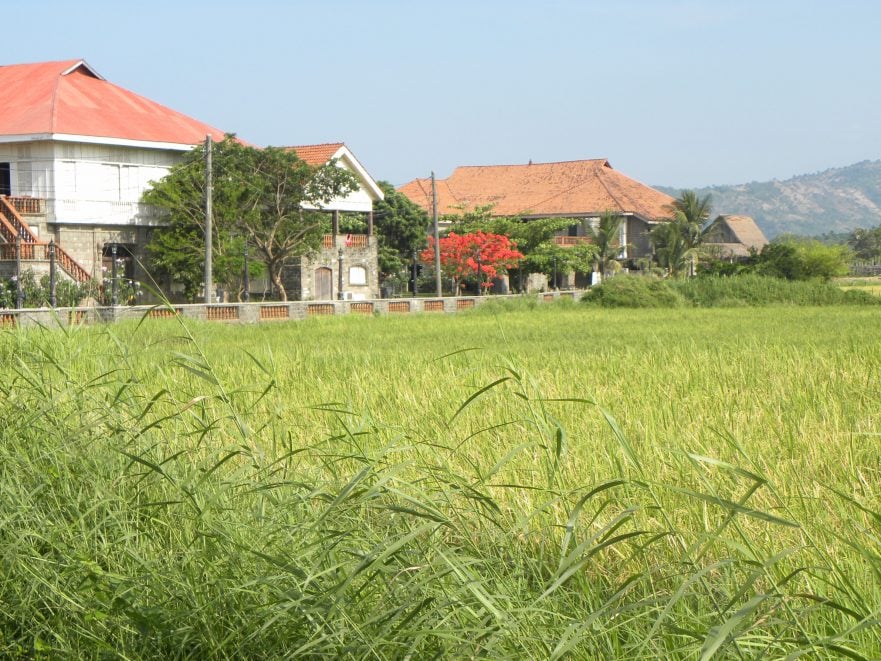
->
[1,304,880,658]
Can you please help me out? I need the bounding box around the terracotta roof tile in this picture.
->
[398,159,674,221]
[0,59,228,145]
[286,143,345,166]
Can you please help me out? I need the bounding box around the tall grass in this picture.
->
[1,305,880,657]
[583,273,880,307]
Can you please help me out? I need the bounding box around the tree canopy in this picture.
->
[371,181,430,278]
[144,136,359,301]
[420,231,524,292]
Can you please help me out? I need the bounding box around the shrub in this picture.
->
[582,275,684,308]
[754,239,850,281]
[583,273,879,308]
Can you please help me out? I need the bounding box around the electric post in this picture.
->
[431,171,441,296]
[204,134,213,305]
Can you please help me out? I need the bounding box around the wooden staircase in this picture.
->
[0,196,92,283]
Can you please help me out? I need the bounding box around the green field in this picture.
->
[2,302,880,658]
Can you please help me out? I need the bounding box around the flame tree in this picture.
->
[420,231,524,293]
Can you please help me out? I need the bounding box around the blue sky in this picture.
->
[6,0,881,188]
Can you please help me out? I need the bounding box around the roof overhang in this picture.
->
[0,132,204,151]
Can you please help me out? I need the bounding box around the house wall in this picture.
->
[285,241,379,301]
[302,157,377,213]
[627,217,653,260]
[49,142,179,227]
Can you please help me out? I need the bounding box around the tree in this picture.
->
[371,181,430,278]
[420,231,524,293]
[755,237,850,281]
[668,190,713,249]
[848,226,881,261]
[651,191,713,276]
[585,210,624,278]
[650,220,693,277]
[145,136,359,301]
[523,242,596,288]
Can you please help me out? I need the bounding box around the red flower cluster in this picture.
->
[420,231,524,289]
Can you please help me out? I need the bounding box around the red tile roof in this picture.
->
[0,59,228,146]
[286,143,345,165]
[398,159,675,221]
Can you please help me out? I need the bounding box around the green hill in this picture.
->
[657,160,881,238]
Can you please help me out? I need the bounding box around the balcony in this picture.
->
[8,196,45,215]
[553,236,593,247]
[322,234,370,249]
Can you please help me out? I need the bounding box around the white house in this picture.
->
[0,58,229,283]
[283,143,384,300]
[0,59,384,300]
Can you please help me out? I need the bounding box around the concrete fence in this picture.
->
[0,291,585,329]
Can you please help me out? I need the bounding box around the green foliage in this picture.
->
[372,181,430,277]
[0,270,95,308]
[523,242,596,278]
[585,210,623,277]
[145,136,358,300]
[650,220,694,276]
[754,237,851,281]
[582,274,685,307]
[3,308,881,656]
[650,191,713,277]
[584,273,876,308]
[848,225,881,260]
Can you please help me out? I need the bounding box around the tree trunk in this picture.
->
[271,266,288,301]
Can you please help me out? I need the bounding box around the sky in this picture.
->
[5,0,881,189]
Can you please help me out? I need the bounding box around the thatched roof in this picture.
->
[703,215,768,257]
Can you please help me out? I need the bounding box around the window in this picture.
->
[349,265,367,285]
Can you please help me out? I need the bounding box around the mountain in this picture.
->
[656,160,881,238]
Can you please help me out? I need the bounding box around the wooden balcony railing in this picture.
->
[322,234,370,249]
[8,196,45,215]
[553,236,593,247]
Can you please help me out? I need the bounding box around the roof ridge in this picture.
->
[285,141,345,148]
[454,158,610,171]
[49,62,64,133]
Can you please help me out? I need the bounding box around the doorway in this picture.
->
[314,267,333,300]
[0,163,10,196]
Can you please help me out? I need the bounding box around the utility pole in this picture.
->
[204,134,213,305]
[431,171,441,296]
[242,239,250,302]
[411,250,418,296]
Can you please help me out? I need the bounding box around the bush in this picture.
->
[754,239,850,281]
[582,275,684,308]
[0,270,96,309]
[583,273,879,308]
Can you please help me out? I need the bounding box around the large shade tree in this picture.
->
[145,136,358,301]
[371,181,430,278]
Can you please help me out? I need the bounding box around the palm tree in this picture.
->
[650,220,692,277]
[668,190,712,250]
[586,210,624,279]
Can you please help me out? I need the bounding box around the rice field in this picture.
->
[1,301,880,658]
